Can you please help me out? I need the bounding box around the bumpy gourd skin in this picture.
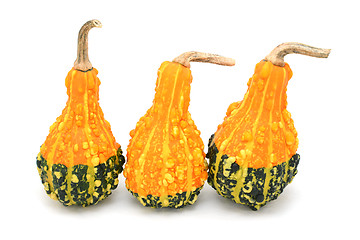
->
[37,68,125,206]
[124,61,208,208]
[207,60,300,210]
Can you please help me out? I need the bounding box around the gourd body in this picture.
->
[37,68,125,206]
[125,61,208,208]
[207,60,300,210]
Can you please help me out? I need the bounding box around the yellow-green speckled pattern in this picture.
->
[207,135,300,210]
[36,147,125,206]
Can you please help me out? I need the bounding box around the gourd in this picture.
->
[207,43,330,210]
[124,52,235,208]
[36,20,125,206]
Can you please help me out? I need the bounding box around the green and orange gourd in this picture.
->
[36,20,125,206]
[207,42,330,210]
[124,52,235,208]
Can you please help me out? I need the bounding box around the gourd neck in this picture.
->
[152,52,235,118]
[153,62,192,117]
[66,69,100,102]
[73,19,102,71]
[243,61,292,113]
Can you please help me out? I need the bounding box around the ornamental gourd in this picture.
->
[36,20,125,206]
[207,43,330,210]
[124,52,235,208]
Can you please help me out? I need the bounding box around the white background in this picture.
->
[1,0,359,239]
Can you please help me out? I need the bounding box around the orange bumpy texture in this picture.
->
[40,68,120,167]
[212,60,298,168]
[125,61,208,201]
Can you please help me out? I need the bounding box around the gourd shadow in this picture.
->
[119,181,299,215]
[38,184,124,214]
[122,185,211,215]
[41,195,114,214]
[113,179,203,214]
[38,180,299,216]
[203,183,299,216]
[125,195,203,215]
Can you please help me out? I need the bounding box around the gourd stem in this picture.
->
[173,51,235,68]
[265,42,331,67]
[73,19,102,71]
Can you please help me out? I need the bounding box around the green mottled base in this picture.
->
[36,147,125,207]
[207,134,300,211]
[128,186,203,209]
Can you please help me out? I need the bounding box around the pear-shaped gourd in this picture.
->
[207,43,330,210]
[36,20,125,206]
[125,52,235,208]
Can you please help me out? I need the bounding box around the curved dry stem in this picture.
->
[73,19,102,71]
[173,51,235,68]
[265,42,331,67]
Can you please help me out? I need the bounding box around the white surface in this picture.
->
[1,0,359,239]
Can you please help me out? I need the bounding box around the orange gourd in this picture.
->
[207,42,330,210]
[36,20,125,206]
[125,52,235,208]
